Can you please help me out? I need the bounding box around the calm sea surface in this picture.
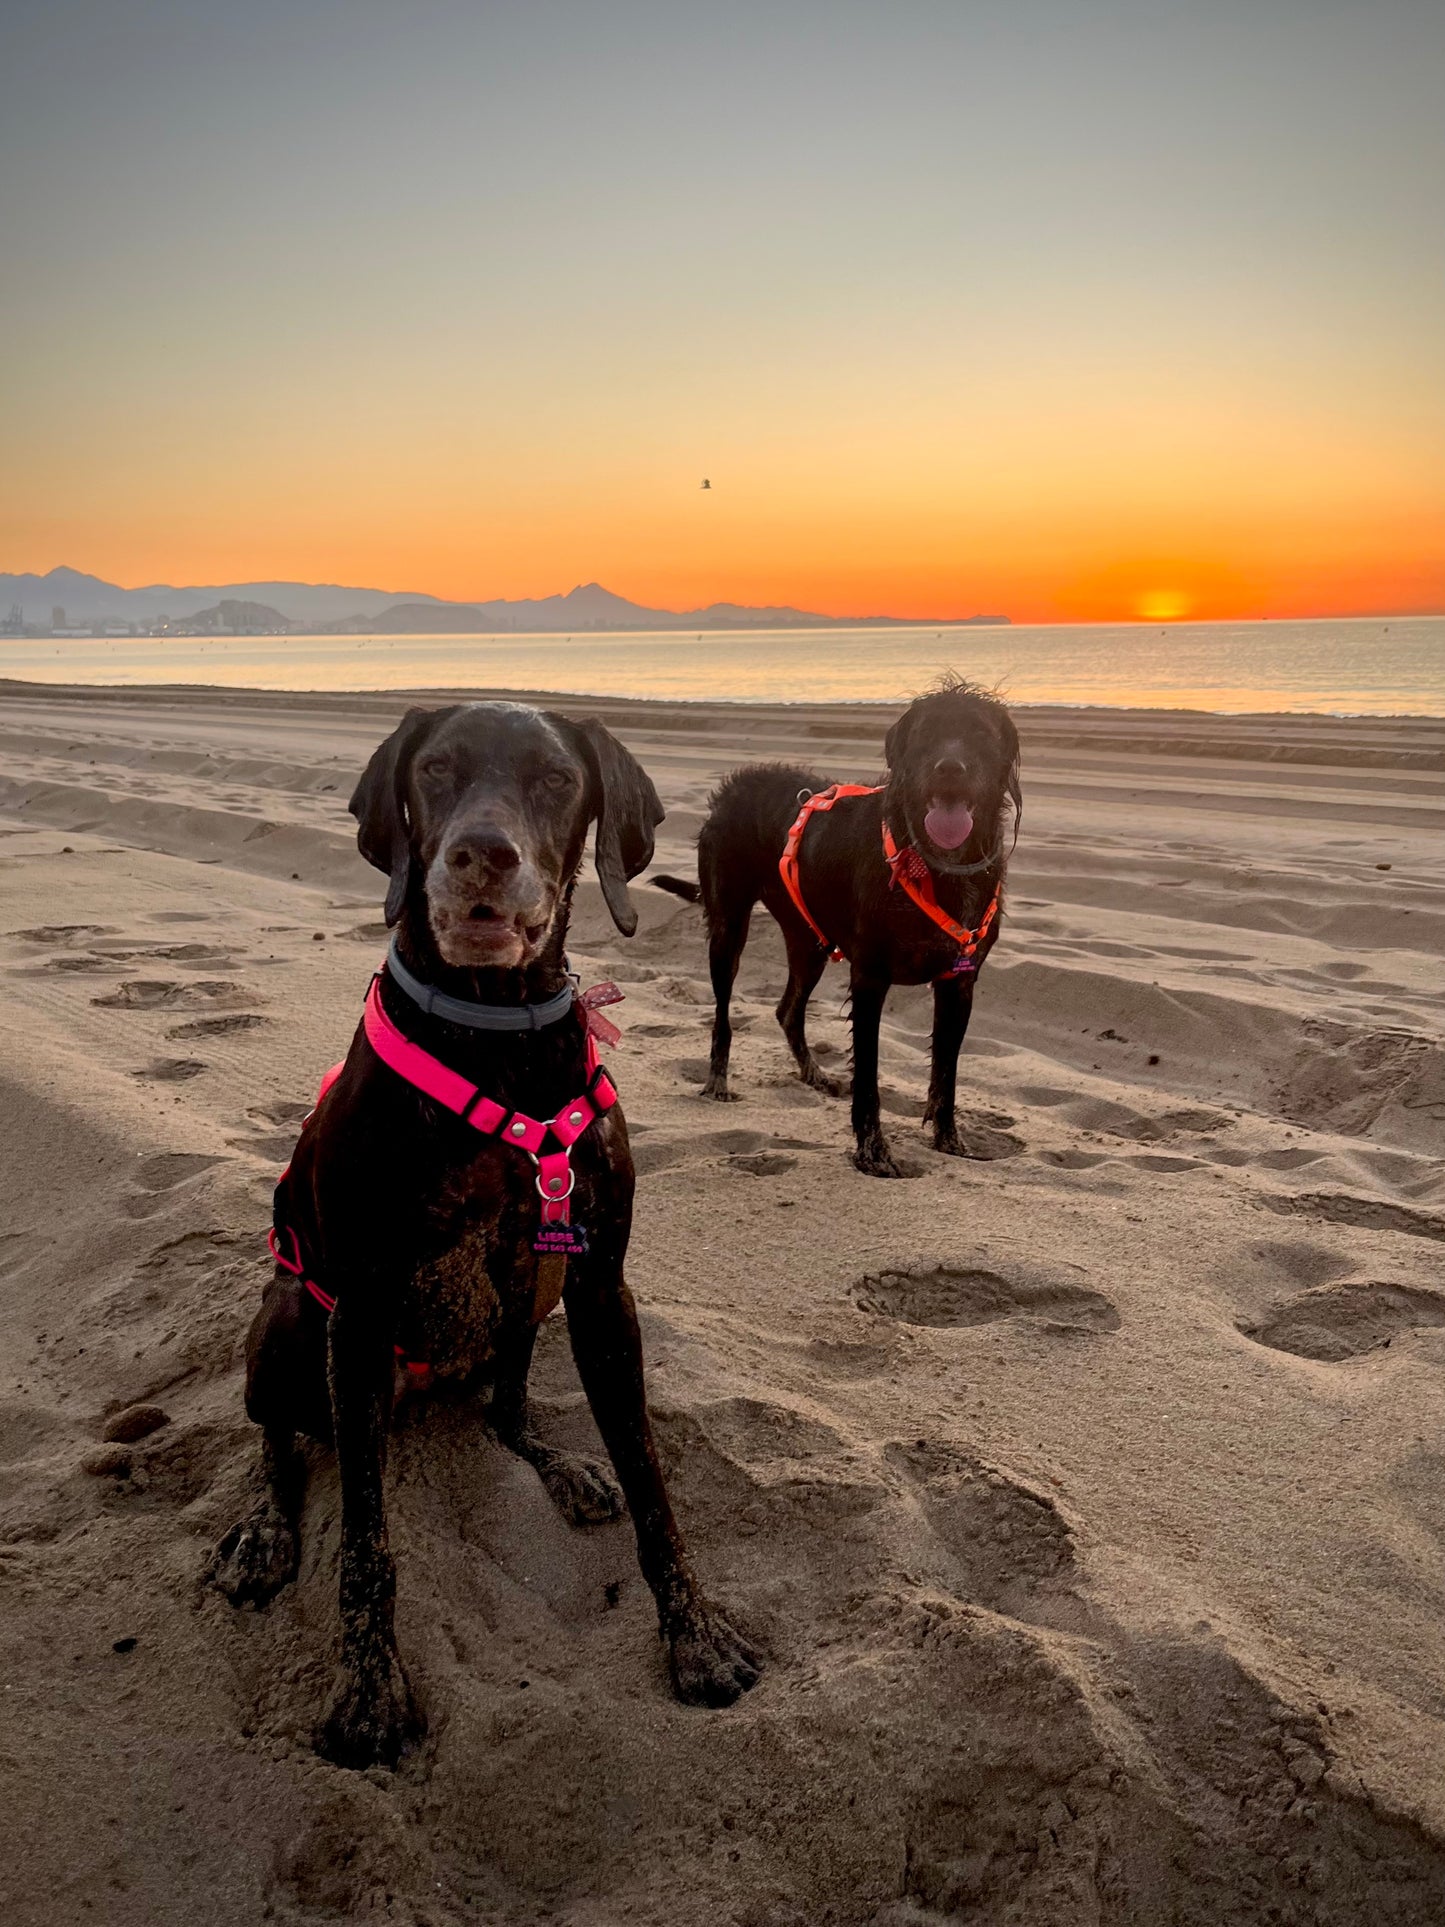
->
[2,618,1442,716]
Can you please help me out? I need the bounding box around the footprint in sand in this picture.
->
[941,1109,1025,1161]
[227,1130,301,1164]
[131,1152,226,1191]
[247,1099,310,1127]
[1261,1191,1445,1245]
[654,1395,888,1538]
[674,1056,713,1085]
[1240,1281,1445,1361]
[93,979,254,1011]
[643,1132,826,1177]
[1251,1148,1326,1171]
[696,1395,846,1464]
[166,1013,269,1040]
[1250,1239,1355,1288]
[1038,1149,1112,1170]
[94,979,180,1007]
[123,1152,228,1218]
[726,1151,799,1176]
[15,923,119,945]
[854,1264,1119,1333]
[633,1126,803,1176]
[886,1438,1077,1607]
[1158,1107,1232,1133]
[800,1335,896,1379]
[132,1058,208,1082]
[40,953,136,974]
[1060,1096,1169,1141]
[148,942,235,966]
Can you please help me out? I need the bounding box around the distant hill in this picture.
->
[0,566,1008,633]
[177,599,291,633]
[0,567,444,627]
[322,581,1010,633]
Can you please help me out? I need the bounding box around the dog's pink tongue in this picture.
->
[924,803,974,849]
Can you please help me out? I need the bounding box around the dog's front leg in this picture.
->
[924,973,975,1154]
[848,971,900,1176]
[490,1317,624,1525]
[564,1261,761,1706]
[318,1297,419,1769]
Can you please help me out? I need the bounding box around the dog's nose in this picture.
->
[932,755,968,783]
[446,828,521,874]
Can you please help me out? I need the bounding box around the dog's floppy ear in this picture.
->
[549,715,665,936]
[884,703,914,769]
[348,707,443,926]
[999,713,1023,848]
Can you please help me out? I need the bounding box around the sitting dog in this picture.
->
[654,679,1020,1177]
[213,701,760,1769]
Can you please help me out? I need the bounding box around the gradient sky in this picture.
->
[2,0,1442,620]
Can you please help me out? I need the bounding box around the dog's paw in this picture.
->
[538,1448,626,1526]
[210,1507,298,1607]
[853,1139,904,1179]
[802,1066,847,1098]
[700,1077,739,1102]
[317,1657,421,1771]
[664,1602,763,1707]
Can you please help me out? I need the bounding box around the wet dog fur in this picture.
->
[654,680,1020,1177]
[212,702,761,1768]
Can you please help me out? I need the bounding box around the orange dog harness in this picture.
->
[779,784,1001,977]
[778,783,883,959]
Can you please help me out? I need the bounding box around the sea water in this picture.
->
[2,616,1441,716]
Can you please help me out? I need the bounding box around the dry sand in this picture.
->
[1,678,1444,1926]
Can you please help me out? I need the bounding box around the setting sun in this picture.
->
[1135,590,1196,622]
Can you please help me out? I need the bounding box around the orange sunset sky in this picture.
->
[3,1,1442,623]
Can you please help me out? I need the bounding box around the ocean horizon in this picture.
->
[2,614,1442,717]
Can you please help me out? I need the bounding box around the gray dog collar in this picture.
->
[385,940,576,1031]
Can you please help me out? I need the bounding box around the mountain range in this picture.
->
[1,567,1007,633]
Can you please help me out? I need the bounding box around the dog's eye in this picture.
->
[419,757,449,780]
[541,769,574,792]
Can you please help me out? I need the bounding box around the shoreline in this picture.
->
[4,672,1445,731]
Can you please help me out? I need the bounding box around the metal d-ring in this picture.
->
[532,1163,577,1203]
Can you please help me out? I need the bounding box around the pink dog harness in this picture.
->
[268,969,624,1368]
[360,975,619,1244]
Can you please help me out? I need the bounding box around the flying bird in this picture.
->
[700,478,711,490]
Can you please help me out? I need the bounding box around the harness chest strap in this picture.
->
[360,977,618,1226]
[780,784,1000,972]
[778,783,884,960]
[271,973,621,1352]
[881,823,1000,964]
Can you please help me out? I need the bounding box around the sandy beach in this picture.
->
[2,677,1444,1926]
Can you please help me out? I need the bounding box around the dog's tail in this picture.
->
[651,874,702,904]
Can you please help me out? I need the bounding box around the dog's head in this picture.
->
[883,679,1020,869]
[349,702,664,969]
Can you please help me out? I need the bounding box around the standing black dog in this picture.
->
[654,680,1020,1178]
[213,702,760,1769]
